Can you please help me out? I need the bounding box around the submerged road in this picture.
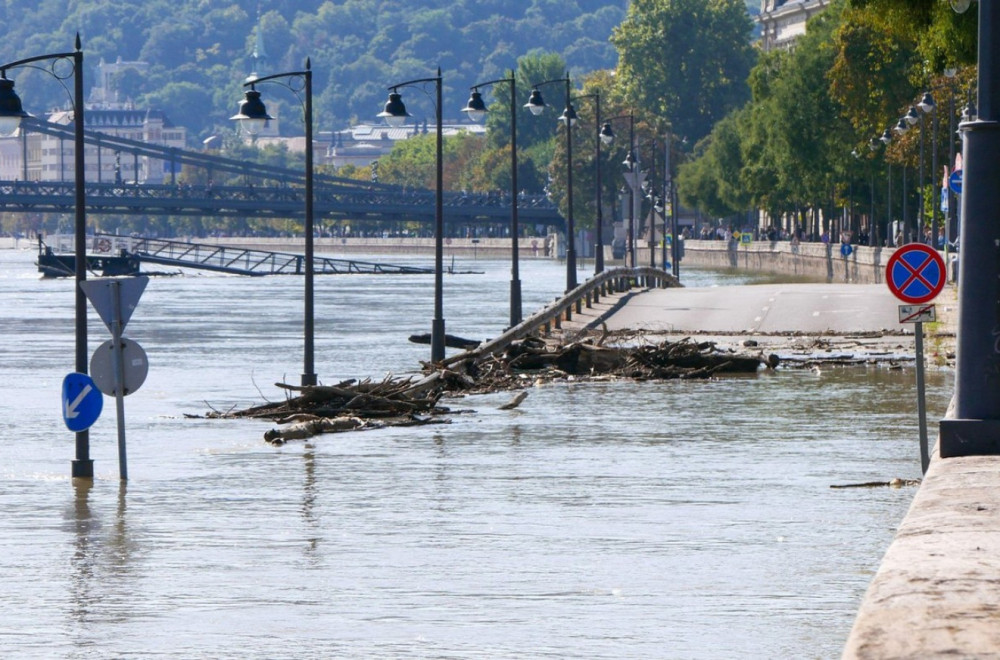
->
[596,283,903,334]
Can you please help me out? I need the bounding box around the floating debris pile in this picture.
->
[205,336,767,444]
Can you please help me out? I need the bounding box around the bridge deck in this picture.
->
[43,233,434,276]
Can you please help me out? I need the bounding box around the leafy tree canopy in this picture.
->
[0,0,627,143]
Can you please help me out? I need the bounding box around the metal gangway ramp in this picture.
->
[92,233,433,276]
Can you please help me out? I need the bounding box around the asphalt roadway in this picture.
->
[596,282,904,335]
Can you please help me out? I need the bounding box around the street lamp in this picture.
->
[940,0,1000,456]
[918,91,938,247]
[462,72,522,326]
[894,117,911,242]
[525,73,578,291]
[380,69,445,362]
[565,92,605,274]
[880,128,893,247]
[0,35,91,478]
[599,112,637,267]
[232,59,317,387]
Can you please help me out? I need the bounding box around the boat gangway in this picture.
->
[44,233,434,277]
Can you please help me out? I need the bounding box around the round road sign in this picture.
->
[90,338,149,396]
[885,243,946,304]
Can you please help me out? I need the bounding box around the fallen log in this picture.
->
[408,333,481,349]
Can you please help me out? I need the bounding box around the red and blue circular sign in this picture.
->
[885,243,946,304]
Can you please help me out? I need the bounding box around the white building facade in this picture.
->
[757,0,830,52]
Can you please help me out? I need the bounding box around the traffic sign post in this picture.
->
[81,276,149,481]
[886,243,946,474]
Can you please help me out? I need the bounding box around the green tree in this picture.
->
[611,0,756,145]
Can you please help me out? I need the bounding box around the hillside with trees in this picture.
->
[0,0,627,142]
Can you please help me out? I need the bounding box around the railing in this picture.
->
[442,266,680,366]
[46,233,435,276]
[0,178,561,224]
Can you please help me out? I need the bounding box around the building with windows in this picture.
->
[0,56,187,183]
[757,0,830,52]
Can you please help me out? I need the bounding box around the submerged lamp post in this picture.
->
[462,72,522,326]
[525,74,578,291]
[232,59,317,386]
[0,35,91,478]
[380,69,445,362]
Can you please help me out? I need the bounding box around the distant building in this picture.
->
[0,56,187,184]
[757,0,830,52]
[326,122,486,169]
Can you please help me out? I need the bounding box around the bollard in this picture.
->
[585,291,592,308]
[575,298,582,314]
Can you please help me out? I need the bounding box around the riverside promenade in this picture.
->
[567,278,1000,658]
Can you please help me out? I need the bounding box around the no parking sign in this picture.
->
[885,243,946,304]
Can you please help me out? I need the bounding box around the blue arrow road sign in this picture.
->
[62,372,103,432]
[949,168,962,195]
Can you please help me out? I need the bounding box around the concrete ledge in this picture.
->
[843,439,1000,658]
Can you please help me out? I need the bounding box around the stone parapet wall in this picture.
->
[680,239,916,285]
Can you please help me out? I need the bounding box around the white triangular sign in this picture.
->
[80,276,149,334]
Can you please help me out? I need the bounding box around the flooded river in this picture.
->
[0,248,951,658]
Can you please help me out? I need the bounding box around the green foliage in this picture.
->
[611,0,757,145]
[0,0,625,144]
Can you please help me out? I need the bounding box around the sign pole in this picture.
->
[886,243,946,471]
[110,281,128,481]
[915,321,929,473]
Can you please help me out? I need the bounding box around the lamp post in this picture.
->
[894,117,911,242]
[525,74,578,291]
[599,112,636,267]
[880,128,893,246]
[868,137,880,247]
[462,72,522,326]
[564,92,606,274]
[380,69,445,362]
[941,1,1000,456]
[0,35,91,478]
[945,68,958,248]
[232,59,317,386]
[918,91,938,247]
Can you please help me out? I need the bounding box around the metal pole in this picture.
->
[919,113,925,242]
[887,161,892,247]
[432,69,445,362]
[931,106,939,249]
[915,321,929,473]
[594,95,604,274]
[302,61,316,386]
[564,75,577,291]
[508,73,522,326]
[948,84,956,247]
[902,165,908,243]
[628,115,635,268]
[72,40,92,479]
[110,281,128,481]
[940,1,1000,455]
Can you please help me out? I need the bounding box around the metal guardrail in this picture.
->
[52,233,434,276]
[442,267,681,366]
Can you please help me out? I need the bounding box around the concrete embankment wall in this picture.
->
[680,239,894,284]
